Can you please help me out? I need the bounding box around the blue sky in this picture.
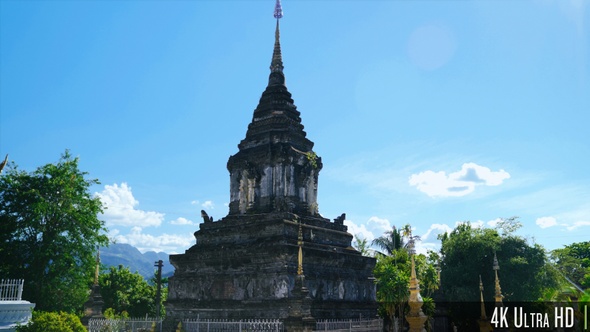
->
[1,0,588,255]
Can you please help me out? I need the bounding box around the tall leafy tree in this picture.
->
[352,235,372,257]
[374,252,410,332]
[0,151,108,312]
[438,220,559,331]
[99,265,159,317]
[551,241,590,291]
[372,226,404,256]
[373,224,438,331]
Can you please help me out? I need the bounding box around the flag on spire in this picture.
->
[274,0,283,19]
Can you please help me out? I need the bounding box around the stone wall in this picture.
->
[167,213,377,321]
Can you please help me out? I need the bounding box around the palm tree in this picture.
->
[372,224,421,256]
[372,226,403,256]
[400,224,421,255]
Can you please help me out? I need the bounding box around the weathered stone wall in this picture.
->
[228,145,321,216]
[167,213,377,321]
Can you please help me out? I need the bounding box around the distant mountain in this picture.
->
[100,243,174,280]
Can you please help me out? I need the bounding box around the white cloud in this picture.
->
[487,218,502,227]
[367,216,391,231]
[414,241,437,255]
[191,200,200,205]
[421,223,453,241]
[95,183,164,227]
[112,226,195,253]
[202,200,215,209]
[536,216,558,229]
[534,215,590,231]
[170,217,195,226]
[566,221,590,231]
[344,219,376,242]
[409,162,510,197]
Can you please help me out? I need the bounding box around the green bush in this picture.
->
[16,311,85,332]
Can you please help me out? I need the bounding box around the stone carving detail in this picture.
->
[334,213,346,225]
[201,210,213,223]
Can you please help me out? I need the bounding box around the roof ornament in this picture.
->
[270,0,284,74]
[274,0,283,19]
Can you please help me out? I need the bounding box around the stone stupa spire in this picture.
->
[270,0,284,74]
[227,0,322,216]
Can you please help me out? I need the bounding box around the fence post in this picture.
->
[18,279,23,300]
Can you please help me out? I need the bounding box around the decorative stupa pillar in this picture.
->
[82,248,104,326]
[478,275,492,332]
[493,252,503,305]
[406,241,427,332]
[284,218,315,332]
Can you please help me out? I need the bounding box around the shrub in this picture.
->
[16,311,85,332]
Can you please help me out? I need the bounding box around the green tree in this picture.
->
[374,251,439,332]
[372,226,404,256]
[374,251,410,332]
[352,235,372,257]
[373,224,438,331]
[0,151,108,312]
[99,265,157,317]
[438,220,559,331]
[551,241,590,290]
[16,311,85,332]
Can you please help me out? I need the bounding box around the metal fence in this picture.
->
[315,318,383,332]
[88,318,163,332]
[181,319,284,332]
[88,317,382,332]
[0,279,24,301]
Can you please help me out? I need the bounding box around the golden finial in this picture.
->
[478,274,493,332]
[493,252,503,304]
[479,275,486,319]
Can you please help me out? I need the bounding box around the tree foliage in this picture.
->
[352,235,372,257]
[551,241,590,291]
[438,220,560,331]
[375,252,410,331]
[16,311,85,332]
[0,151,108,312]
[373,225,438,331]
[372,226,404,256]
[99,265,166,318]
